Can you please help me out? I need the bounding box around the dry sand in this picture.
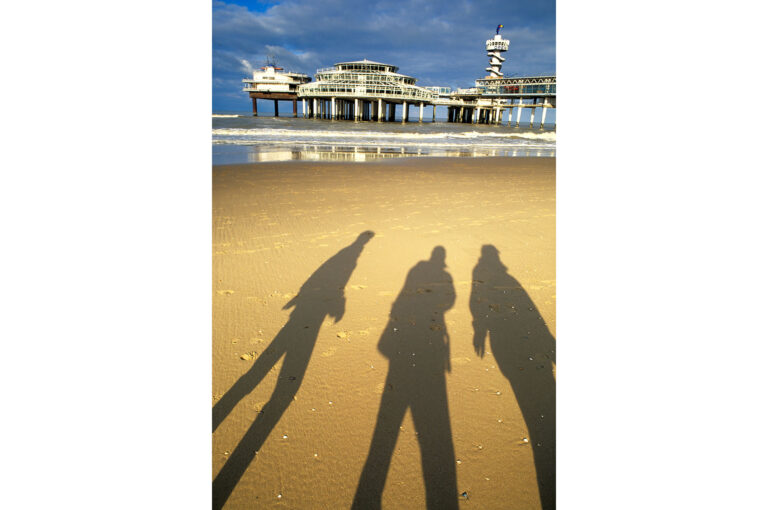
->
[213,157,556,509]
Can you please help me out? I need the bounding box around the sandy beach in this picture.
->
[213,157,556,509]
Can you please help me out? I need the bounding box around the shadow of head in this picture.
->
[356,230,375,245]
[429,245,447,267]
[480,244,507,270]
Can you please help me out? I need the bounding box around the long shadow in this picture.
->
[212,231,374,510]
[352,247,459,510]
[470,245,556,510]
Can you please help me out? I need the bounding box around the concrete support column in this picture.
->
[402,101,407,122]
[419,102,424,122]
[354,98,359,121]
[432,105,436,122]
[378,98,383,122]
[252,97,258,117]
[473,108,478,124]
[515,102,523,127]
[530,106,536,127]
[302,99,306,118]
[496,107,502,124]
[332,97,337,120]
[459,106,465,123]
[541,107,548,128]
[274,99,279,117]
[313,98,317,119]
[293,98,297,118]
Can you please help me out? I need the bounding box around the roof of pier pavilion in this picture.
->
[297,59,437,103]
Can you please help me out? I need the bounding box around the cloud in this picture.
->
[213,0,555,110]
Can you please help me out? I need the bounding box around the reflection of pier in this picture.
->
[242,144,553,163]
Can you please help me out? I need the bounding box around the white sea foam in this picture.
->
[211,127,556,142]
[212,114,240,118]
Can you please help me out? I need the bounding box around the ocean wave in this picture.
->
[212,114,240,118]
[211,127,556,142]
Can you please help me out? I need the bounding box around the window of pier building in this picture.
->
[337,63,395,73]
[521,84,551,94]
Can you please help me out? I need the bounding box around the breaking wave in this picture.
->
[212,127,555,142]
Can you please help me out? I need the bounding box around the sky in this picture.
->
[213,0,555,112]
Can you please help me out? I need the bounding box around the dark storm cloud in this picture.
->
[213,0,555,110]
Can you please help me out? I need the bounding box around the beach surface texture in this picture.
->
[213,157,556,509]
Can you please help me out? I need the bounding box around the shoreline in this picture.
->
[213,154,555,167]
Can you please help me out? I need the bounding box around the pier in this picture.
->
[243,29,556,127]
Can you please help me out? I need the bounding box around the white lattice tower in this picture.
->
[485,34,510,77]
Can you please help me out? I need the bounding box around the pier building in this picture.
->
[297,60,438,122]
[242,61,310,117]
[474,75,556,127]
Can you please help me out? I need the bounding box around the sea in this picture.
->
[213,113,556,165]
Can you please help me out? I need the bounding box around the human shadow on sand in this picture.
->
[352,247,459,510]
[470,245,556,510]
[212,231,374,510]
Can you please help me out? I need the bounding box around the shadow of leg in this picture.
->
[412,377,458,510]
[351,378,408,510]
[212,344,313,510]
[506,368,556,510]
[213,333,288,432]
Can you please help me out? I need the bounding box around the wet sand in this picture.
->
[213,157,556,509]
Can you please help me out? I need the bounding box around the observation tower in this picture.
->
[485,24,510,78]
